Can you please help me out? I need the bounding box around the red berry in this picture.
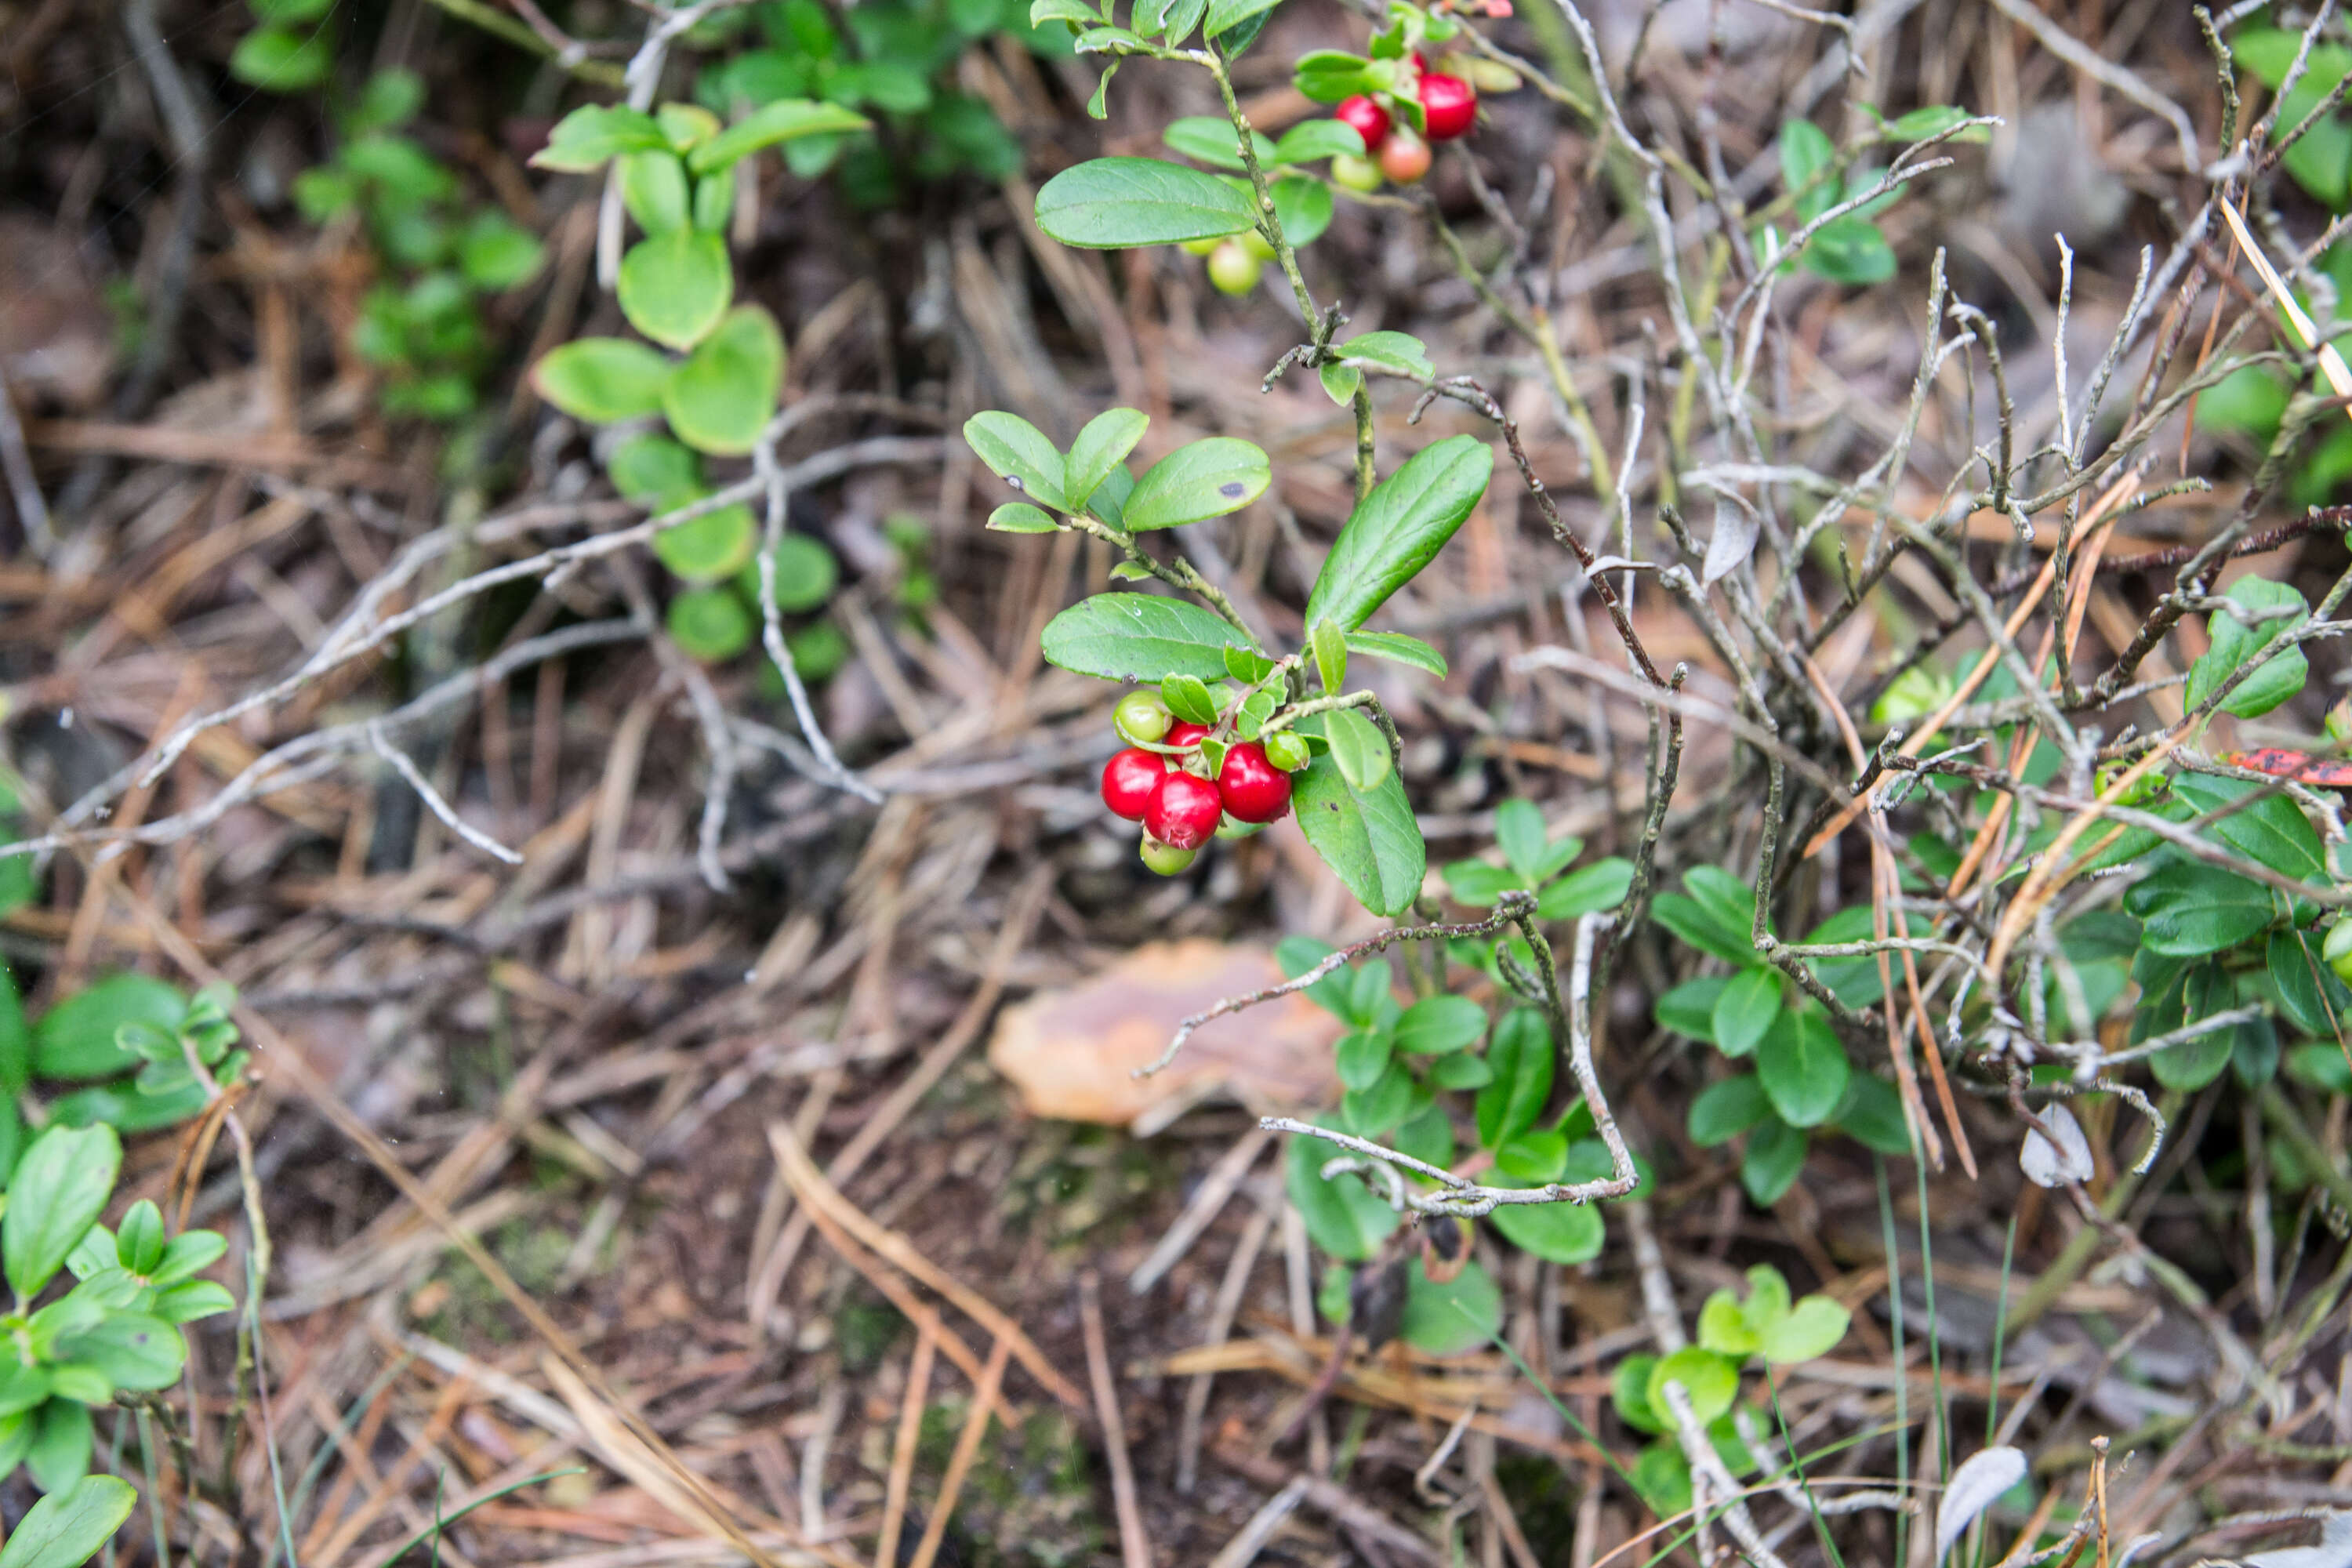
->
[1418,73,1477,140]
[1101,748,1167,821]
[1145,771,1224,850]
[1335,94,1392,154]
[1217,742,1294,823]
[1164,722,1212,751]
[1379,129,1432,184]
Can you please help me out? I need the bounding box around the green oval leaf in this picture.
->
[1689,1074,1771,1147]
[687,99,873,175]
[1646,1347,1739,1425]
[532,104,670,172]
[1304,435,1492,630]
[33,975,183,1082]
[1039,593,1251,682]
[1034,157,1258,248]
[0,1475,137,1568]
[1756,1010,1849,1128]
[1293,739,1424,917]
[652,502,757,584]
[1323,707,1390,793]
[533,338,675,424]
[1064,408,1148,508]
[662,304,783,456]
[617,229,733,351]
[1122,437,1271,531]
[1284,1123,1396,1261]
[5,1124,122,1301]
[964,411,1069,511]
[1711,966,1782,1059]
[1759,1295,1850,1364]
[620,151,691,236]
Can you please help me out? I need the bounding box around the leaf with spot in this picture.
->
[1121,437,1272,530]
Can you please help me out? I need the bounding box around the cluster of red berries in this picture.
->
[1098,691,1309,874]
[1328,59,1479,191]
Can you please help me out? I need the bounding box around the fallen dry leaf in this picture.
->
[988,939,1341,1127]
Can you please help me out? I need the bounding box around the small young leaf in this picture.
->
[1161,116,1274,171]
[1310,619,1348,695]
[620,151,692,236]
[1272,119,1366,164]
[1323,707,1391,793]
[1122,438,1272,531]
[1040,594,1251,682]
[1345,630,1446,677]
[661,304,783,456]
[532,104,670,171]
[1336,331,1433,381]
[964,411,1069,511]
[1064,408,1149,509]
[1161,673,1219,726]
[616,228,733,350]
[1646,1347,1738,1425]
[687,99,873,174]
[1035,157,1258,247]
[1305,436,1492,630]
[1758,1295,1850,1363]
[988,503,1061,533]
[534,337,675,424]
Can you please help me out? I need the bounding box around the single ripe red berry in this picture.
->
[1335,94,1392,154]
[1379,127,1432,184]
[1101,748,1167,821]
[1164,722,1212,751]
[1418,73,1477,141]
[1217,742,1294,823]
[1145,771,1225,850]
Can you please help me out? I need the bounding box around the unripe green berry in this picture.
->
[1263,731,1312,772]
[1206,241,1263,296]
[1139,837,1199,875]
[1113,690,1173,745]
[2326,920,2352,986]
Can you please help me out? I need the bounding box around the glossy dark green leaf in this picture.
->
[0,1475,136,1568]
[1303,436,1493,631]
[1039,593,1250,682]
[1740,1115,1805,1205]
[1689,1075,1770,1147]
[1756,1010,1848,1128]
[2187,577,2309,718]
[1711,965,1782,1059]
[1035,157,1257,247]
[1122,437,1271,530]
[6,1125,121,1301]
[2123,857,2276,956]
[1064,408,1148,509]
[1474,1007,1551,1149]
